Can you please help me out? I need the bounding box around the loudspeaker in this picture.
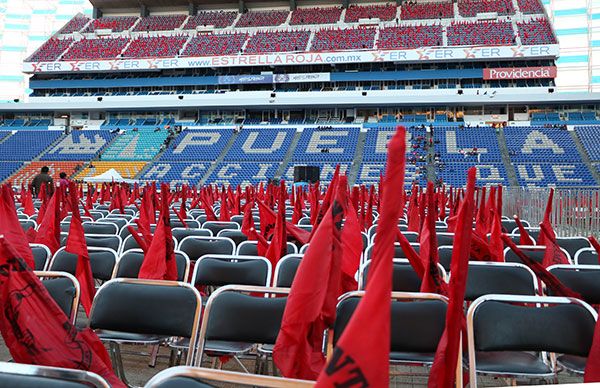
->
[270,92,276,98]
[178,95,184,100]
[362,91,367,96]
[293,165,320,183]
[548,88,554,93]
[97,97,103,102]
[457,89,463,95]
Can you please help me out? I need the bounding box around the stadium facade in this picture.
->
[0,0,599,189]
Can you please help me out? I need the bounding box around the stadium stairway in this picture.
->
[199,129,240,185]
[348,129,367,185]
[275,129,302,180]
[570,130,600,185]
[426,130,436,183]
[497,127,519,186]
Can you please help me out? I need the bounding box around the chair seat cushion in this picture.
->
[95,330,166,344]
[475,351,553,376]
[557,355,586,374]
[204,340,254,355]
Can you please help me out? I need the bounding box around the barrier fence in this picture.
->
[503,187,600,238]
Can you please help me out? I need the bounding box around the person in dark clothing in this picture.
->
[31,166,53,197]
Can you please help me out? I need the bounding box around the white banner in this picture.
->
[23,44,559,74]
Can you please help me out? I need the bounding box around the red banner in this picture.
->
[483,66,557,80]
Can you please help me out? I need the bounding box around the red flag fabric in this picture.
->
[138,184,178,281]
[316,126,406,388]
[35,185,62,255]
[241,202,269,256]
[537,188,554,246]
[264,182,287,271]
[273,179,345,380]
[172,206,188,228]
[0,238,125,387]
[501,235,580,298]
[488,186,505,262]
[428,167,476,388]
[0,185,35,269]
[514,215,535,245]
[340,184,363,293]
[64,182,95,316]
[126,225,150,253]
[219,189,231,221]
[420,182,448,295]
[540,222,570,267]
[21,189,35,216]
[589,236,600,264]
[407,185,420,232]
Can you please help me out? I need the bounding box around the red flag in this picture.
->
[420,182,447,295]
[219,188,231,221]
[0,186,35,269]
[0,237,124,387]
[428,167,476,388]
[537,188,554,246]
[292,187,303,225]
[514,215,535,245]
[138,184,178,281]
[21,188,35,216]
[264,182,287,271]
[540,222,570,267]
[396,229,425,278]
[337,176,363,293]
[35,185,62,255]
[316,126,406,387]
[488,186,505,262]
[241,202,269,256]
[407,184,420,232]
[502,235,580,298]
[126,225,150,253]
[589,236,600,264]
[273,179,345,380]
[172,206,188,228]
[65,182,95,316]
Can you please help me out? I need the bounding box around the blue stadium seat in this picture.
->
[0,131,63,161]
[41,130,116,161]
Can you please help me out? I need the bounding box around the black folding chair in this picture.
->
[216,230,248,246]
[179,237,235,262]
[358,259,447,292]
[574,248,599,265]
[327,291,452,377]
[196,285,288,374]
[0,361,109,388]
[202,222,239,236]
[89,279,202,385]
[466,294,597,386]
[82,222,119,235]
[49,247,118,285]
[35,271,80,324]
[113,249,190,282]
[236,241,297,256]
[556,237,591,261]
[465,261,538,302]
[272,254,303,288]
[172,228,213,246]
[30,243,51,271]
[192,255,271,291]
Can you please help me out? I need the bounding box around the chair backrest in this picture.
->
[172,228,213,244]
[359,259,446,292]
[436,233,454,247]
[236,241,297,256]
[145,365,314,388]
[0,362,109,388]
[575,248,599,265]
[273,254,303,287]
[216,230,248,246]
[99,217,127,232]
[179,236,236,261]
[19,220,36,232]
[548,265,600,305]
[467,294,597,384]
[331,292,448,355]
[197,286,288,365]
[122,234,177,253]
[503,245,546,264]
[464,262,537,301]
[84,235,122,253]
[49,247,118,281]
[35,271,80,324]
[364,243,419,261]
[114,249,189,281]
[298,217,311,226]
[90,279,202,365]
[202,222,240,236]
[556,237,591,259]
[30,243,51,271]
[192,255,270,289]
[82,222,118,235]
[501,220,519,233]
